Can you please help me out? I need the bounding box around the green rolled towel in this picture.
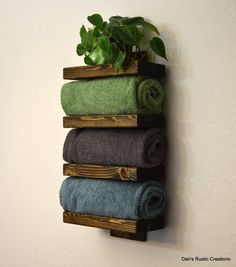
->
[61,76,164,115]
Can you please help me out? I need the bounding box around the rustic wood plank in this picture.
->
[63,61,165,80]
[63,114,165,128]
[63,211,164,234]
[63,211,137,233]
[110,230,147,241]
[63,164,165,181]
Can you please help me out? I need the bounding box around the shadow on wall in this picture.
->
[148,25,188,249]
[148,74,186,249]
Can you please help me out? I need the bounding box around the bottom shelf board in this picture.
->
[63,163,164,181]
[63,211,164,234]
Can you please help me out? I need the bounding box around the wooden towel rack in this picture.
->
[61,61,166,241]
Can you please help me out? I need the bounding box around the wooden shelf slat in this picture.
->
[63,211,164,234]
[63,163,164,181]
[63,114,165,128]
[63,62,165,80]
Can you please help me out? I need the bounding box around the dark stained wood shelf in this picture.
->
[63,114,165,128]
[63,163,164,181]
[63,61,165,80]
[63,211,164,241]
[61,60,167,242]
[110,230,147,241]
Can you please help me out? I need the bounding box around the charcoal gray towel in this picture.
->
[63,128,165,168]
[60,177,166,219]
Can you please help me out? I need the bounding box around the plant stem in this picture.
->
[135,45,137,60]
[137,44,150,62]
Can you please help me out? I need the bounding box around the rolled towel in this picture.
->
[63,128,166,168]
[60,177,166,219]
[61,76,164,115]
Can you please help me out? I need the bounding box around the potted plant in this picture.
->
[76,14,167,71]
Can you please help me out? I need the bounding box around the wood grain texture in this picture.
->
[63,164,165,181]
[63,211,164,234]
[63,114,165,128]
[63,211,137,233]
[63,61,165,80]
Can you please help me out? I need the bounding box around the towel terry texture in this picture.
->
[63,128,166,168]
[60,177,166,219]
[61,76,164,115]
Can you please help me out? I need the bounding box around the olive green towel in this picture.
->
[61,76,164,115]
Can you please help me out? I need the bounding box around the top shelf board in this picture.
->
[63,62,165,80]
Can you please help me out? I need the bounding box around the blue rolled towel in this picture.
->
[60,177,166,220]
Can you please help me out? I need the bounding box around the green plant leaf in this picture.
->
[101,21,108,32]
[109,16,124,25]
[89,46,106,64]
[76,15,167,71]
[126,16,144,25]
[80,25,87,38]
[98,36,111,51]
[76,43,86,56]
[93,27,101,37]
[141,21,159,34]
[87,14,103,27]
[113,50,126,71]
[108,21,118,31]
[84,55,96,65]
[109,26,122,44]
[101,43,118,64]
[109,44,118,64]
[150,36,167,60]
[121,17,129,24]
[116,25,143,45]
[81,30,94,52]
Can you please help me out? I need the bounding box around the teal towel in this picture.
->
[61,76,164,115]
[60,177,166,220]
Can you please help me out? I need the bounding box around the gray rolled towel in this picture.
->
[60,177,166,219]
[63,128,166,168]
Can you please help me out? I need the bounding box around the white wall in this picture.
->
[0,0,236,266]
